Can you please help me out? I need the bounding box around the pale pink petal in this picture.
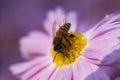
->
[43,8,65,36]
[9,56,51,77]
[83,13,120,65]
[89,38,119,53]
[60,67,72,80]
[83,46,117,65]
[55,8,66,25]
[20,30,52,59]
[83,30,120,64]
[84,13,120,40]
[29,64,56,80]
[93,14,120,37]
[72,57,110,80]
[91,28,120,41]
[84,43,120,65]
[10,56,52,80]
[50,66,72,80]
[43,7,78,36]
[84,26,95,41]
[67,11,77,32]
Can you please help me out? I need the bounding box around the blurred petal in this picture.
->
[85,14,120,39]
[43,8,65,36]
[89,38,119,54]
[83,13,120,65]
[91,27,120,41]
[83,41,119,65]
[29,64,56,80]
[85,13,120,40]
[9,56,51,77]
[72,57,110,80]
[83,32,120,64]
[50,66,72,80]
[43,7,77,36]
[20,30,52,59]
[92,14,120,37]
[10,57,51,80]
[67,11,77,32]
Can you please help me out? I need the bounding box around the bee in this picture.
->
[52,22,73,61]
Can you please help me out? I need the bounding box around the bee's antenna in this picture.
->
[63,16,67,23]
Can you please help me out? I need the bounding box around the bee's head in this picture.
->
[54,44,64,53]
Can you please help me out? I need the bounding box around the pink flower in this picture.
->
[9,8,120,80]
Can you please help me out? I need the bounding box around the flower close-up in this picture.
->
[9,8,120,80]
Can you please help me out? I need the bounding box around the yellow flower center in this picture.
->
[51,32,86,66]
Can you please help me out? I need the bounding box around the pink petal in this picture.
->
[20,31,52,59]
[83,47,117,65]
[92,14,120,37]
[29,64,56,80]
[72,57,110,80]
[43,8,65,36]
[67,11,77,32]
[9,56,52,80]
[89,38,119,54]
[50,66,72,80]
[93,14,120,38]
[83,29,120,64]
[91,28,120,41]
[43,7,78,36]
[85,13,120,40]
[83,14,120,65]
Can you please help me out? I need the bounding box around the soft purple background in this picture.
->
[1,0,120,80]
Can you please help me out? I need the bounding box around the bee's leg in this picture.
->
[53,52,58,62]
[63,35,71,46]
[61,50,72,62]
[62,53,69,58]
[62,53,72,63]
[62,43,66,48]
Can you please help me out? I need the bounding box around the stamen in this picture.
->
[51,32,87,66]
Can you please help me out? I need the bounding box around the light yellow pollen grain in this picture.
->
[51,32,87,66]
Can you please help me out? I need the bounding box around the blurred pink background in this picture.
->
[1,0,120,80]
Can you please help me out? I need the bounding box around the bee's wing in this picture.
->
[63,16,67,23]
[58,16,67,26]
[52,17,67,37]
[52,20,58,37]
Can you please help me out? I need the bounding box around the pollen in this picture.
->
[51,32,87,66]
